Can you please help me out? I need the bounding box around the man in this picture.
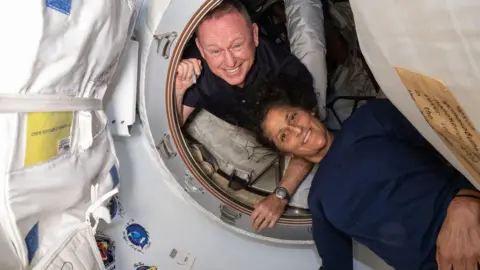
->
[174,0,317,231]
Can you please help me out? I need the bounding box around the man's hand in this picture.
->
[175,58,202,96]
[437,195,480,270]
[251,194,287,232]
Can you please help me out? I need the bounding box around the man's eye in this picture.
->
[280,132,287,142]
[233,44,242,49]
[211,50,220,55]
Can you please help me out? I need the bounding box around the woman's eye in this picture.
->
[290,112,297,121]
[280,132,287,142]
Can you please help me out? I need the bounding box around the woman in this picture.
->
[247,79,480,269]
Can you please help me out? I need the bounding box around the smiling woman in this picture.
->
[262,104,332,161]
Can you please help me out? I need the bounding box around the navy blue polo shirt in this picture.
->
[182,36,317,129]
[308,99,477,270]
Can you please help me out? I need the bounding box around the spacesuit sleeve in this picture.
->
[312,207,353,270]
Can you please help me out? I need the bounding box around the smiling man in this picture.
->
[174,0,317,232]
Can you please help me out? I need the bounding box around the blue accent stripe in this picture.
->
[25,223,39,263]
[46,0,71,15]
[110,166,120,187]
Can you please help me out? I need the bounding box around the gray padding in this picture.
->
[186,110,278,183]
[285,0,328,120]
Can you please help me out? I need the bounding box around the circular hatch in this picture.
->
[139,0,313,242]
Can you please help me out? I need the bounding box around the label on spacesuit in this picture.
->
[24,112,73,167]
[395,67,480,184]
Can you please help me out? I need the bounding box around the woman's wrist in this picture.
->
[455,189,480,200]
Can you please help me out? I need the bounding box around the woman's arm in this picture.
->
[311,201,353,270]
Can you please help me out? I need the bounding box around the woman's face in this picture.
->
[262,106,330,159]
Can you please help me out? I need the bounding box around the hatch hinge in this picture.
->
[156,133,177,159]
[154,31,178,59]
[219,204,242,226]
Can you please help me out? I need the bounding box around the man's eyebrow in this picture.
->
[232,38,245,44]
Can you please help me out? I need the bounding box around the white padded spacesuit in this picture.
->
[0,1,135,268]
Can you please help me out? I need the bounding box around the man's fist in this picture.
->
[175,58,202,96]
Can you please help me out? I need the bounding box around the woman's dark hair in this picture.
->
[244,73,316,150]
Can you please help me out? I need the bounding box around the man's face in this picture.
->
[196,11,259,87]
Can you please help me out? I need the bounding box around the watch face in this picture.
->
[276,188,287,199]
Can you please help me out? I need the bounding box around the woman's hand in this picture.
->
[251,194,288,232]
[437,195,480,270]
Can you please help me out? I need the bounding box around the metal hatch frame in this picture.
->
[140,0,313,242]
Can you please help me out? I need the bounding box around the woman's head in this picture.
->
[261,104,331,161]
[248,75,332,162]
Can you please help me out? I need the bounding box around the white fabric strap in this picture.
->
[86,184,119,233]
[0,94,102,113]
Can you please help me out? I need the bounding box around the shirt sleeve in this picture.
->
[370,99,432,148]
[310,201,353,270]
[182,85,206,108]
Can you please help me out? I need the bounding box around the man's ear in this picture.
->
[252,23,259,47]
[195,38,206,59]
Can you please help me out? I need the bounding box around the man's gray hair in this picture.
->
[195,0,253,37]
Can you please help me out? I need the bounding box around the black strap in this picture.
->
[455,194,480,200]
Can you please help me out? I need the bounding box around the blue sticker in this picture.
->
[110,166,119,187]
[25,223,39,263]
[46,0,72,15]
[123,221,151,252]
[136,265,158,270]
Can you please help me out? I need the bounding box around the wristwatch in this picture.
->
[274,187,291,201]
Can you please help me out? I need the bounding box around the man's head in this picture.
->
[195,0,259,87]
